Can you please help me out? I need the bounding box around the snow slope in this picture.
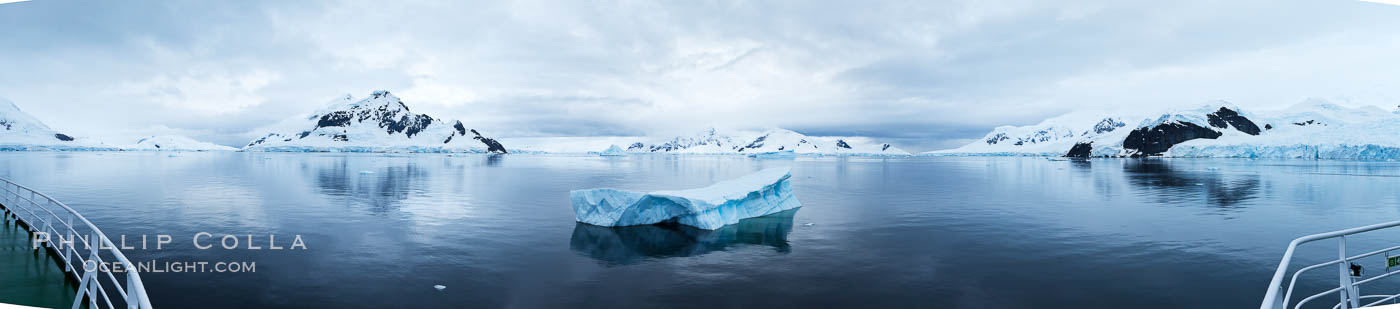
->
[242,91,506,153]
[570,167,802,230]
[0,98,117,151]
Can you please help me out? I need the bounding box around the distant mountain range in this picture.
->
[0,98,228,151]
[929,99,1400,160]
[0,90,910,155]
[506,128,909,156]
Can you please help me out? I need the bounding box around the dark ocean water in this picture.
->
[2,152,1399,308]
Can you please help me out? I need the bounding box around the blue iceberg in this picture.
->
[570,167,802,230]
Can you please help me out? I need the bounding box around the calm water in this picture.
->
[2,152,1400,308]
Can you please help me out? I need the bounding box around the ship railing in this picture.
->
[0,177,153,309]
[1262,220,1400,309]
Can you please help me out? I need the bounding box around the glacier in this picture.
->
[570,167,802,230]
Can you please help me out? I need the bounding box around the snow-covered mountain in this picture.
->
[507,128,910,156]
[933,99,1400,160]
[932,111,1138,156]
[730,128,908,155]
[243,90,506,153]
[126,135,237,151]
[0,98,117,151]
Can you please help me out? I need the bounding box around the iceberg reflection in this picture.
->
[570,208,798,266]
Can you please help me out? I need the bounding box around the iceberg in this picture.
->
[570,167,802,230]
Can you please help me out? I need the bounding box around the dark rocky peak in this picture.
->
[453,121,467,136]
[470,129,507,153]
[835,140,851,149]
[54,133,74,141]
[1205,107,1260,135]
[312,91,433,137]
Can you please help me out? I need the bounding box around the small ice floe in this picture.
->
[359,171,375,175]
[803,222,815,227]
[433,285,446,291]
[1195,183,1204,186]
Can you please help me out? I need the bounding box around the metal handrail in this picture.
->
[0,178,153,309]
[1262,220,1400,309]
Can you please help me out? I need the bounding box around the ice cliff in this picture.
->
[570,167,802,230]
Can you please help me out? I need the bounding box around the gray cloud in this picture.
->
[2,0,1399,152]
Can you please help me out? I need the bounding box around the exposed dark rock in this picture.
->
[1065,142,1092,158]
[741,135,767,151]
[1206,107,1260,135]
[1122,122,1222,156]
[627,142,646,151]
[1265,124,1273,130]
[54,133,74,141]
[298,131,311,139]
[316,111,354,128]
[247,135,271,147]
[384,114,433,138]
[471,129,507,153]
[332,134,348,141]
[882,144,891,151]
[985,133,1009,145]
[443,135,453,144]
[453,121,467,136]
[835,140,851,149]
[1293,120,1318,126]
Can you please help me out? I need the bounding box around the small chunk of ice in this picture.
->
[433,285,446,291]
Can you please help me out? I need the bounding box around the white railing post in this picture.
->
[1339,236,1350,309]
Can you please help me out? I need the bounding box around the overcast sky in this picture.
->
[2,0,1399,151]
